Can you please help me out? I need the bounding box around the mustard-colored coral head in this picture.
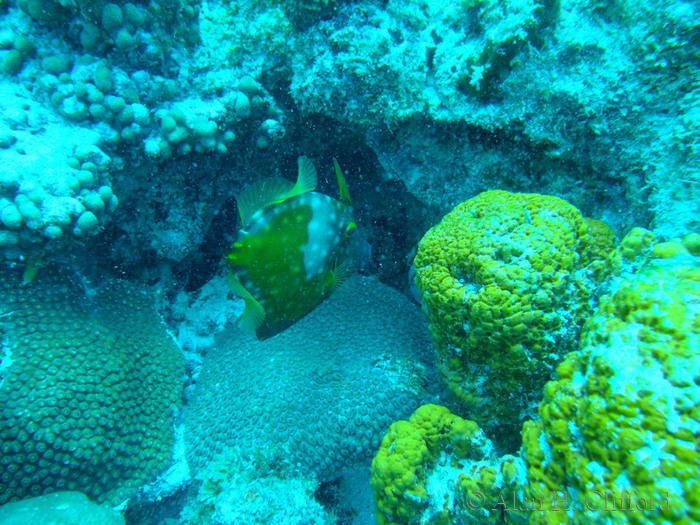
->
[413,190,615,445]
[371,404,527,525]
[523,237,700,524]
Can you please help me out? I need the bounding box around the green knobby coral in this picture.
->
[370,404,527,525]
[522,230,700,524]
[0,266,184,505]
[413,190,616,447]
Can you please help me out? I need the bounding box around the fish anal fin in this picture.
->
[227,272,266,332]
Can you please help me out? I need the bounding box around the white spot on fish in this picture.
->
[303,195,340,279]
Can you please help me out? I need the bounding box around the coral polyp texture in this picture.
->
[184,276,439,482]
[522,230,700,524]
[0,266,184,505]
[413,190,616,444]
[370,404,527,525]
[0,491,125,525]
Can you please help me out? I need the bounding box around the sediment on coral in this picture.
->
[522,229,700,524]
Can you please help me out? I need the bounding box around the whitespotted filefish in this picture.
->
[226,156,359,340]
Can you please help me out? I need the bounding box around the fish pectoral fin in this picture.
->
[327,256,356,292]
[227,273,266,332]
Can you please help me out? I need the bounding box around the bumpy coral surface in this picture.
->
[371,404,527,525]
[0,266,184,505]
[0,491,125,525]
[184,276,439,482]
[522,231,700,524]
[413,190,616,444]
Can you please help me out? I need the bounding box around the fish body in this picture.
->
[227,157,357,340]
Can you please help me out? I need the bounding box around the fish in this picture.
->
[226,156,358,340]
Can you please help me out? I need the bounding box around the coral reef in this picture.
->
[181,447,335,525]
[0,0,698,521]
[0,266,184,505]
[0,84,116,261]
[16,0,200,65]
[0,491,125,525]
[184,276,440,482]
[370,404,527,525]
[289,0,699,236]
[413,190,616,445]
[373,229,700,523]
[522,229,700,523]
[0,0,285,267]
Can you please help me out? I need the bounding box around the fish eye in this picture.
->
[344,222,357,238]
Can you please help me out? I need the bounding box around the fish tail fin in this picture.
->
[333,158,352,206]
[227,272,266,332]
[288,156,317,198]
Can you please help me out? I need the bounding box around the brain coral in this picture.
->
[370,404,527,525]
[0,266,184,505]
[184,276,440,482]
[522,230,700,524]
[413,190,616,446]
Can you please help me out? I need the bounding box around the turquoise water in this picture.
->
[0,0,698,523]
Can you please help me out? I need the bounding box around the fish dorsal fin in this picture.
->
[333,158,352,206]
[237,177,295,228]
[236,157,317,227]
[227,272,266,332]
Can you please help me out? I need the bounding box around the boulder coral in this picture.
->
[413,190,616,445]
[374,229,700,524]
[522,230,700,524]
[184,276,439,483]
[370,404,527,525]
[0,266,184,505]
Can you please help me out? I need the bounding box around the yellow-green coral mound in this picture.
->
[522,230,700,524]
[370,404,527,525]
[0,267,184,505]
[413,190,615,443]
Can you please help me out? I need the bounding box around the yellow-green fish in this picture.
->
[226,156,358,340]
